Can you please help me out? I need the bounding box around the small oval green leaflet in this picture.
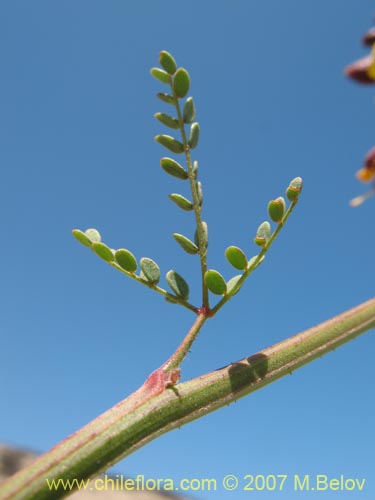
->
[194,221,208,250]
[157,93,176,105]
[192,160,199,179]
[173,67,190,98]
[160,157,188,179]
[188,122,200,149]
[150,67,171,84]
[92,242,115,263]
[166,270,189,300]
[204,269,227,295]
[225,246,248,270]
[173,233,199,254]
[196,181,203,206]
[168,193,193,211]
[248,254,265,270]
[268,197,286,223]
[286,177,303,202]
[155,134,184,154]
[254,221,271,247]
[154,112,179,130]
[115,249,137,273]
[159,50,177,75]
[140,257,160,284]
[85,228,101,243]
[72,229,92,248]
[183,97,196,123]
[226,274,242,296]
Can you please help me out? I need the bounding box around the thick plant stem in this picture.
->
[1,297,375,500]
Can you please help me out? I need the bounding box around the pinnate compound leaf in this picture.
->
[115,249,137,273]
[205,269,227,295]
[183,97,196,123]
[160,157,188,179]
[168,193,193,211]
[159,51,177,75]
[155,135,184,154]
[173,68,190,98]
[225,246,248,270]
[154,113,179,130]
[166,270,190,300]
[150,68,171,84]
[140,258,160,284]
[173,233,199,254]
[92,242,115,262]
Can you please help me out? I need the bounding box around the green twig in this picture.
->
[171,84,209,308]
[161,312,207,372]
[2,296,374,500]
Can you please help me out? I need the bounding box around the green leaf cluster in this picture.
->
[203,177,303,303]
[72,228,192,307]
[73,51,303,319]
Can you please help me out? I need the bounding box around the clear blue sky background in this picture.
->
[1,1,375,499]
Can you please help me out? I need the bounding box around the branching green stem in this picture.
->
[1,296,374,500]
[161,312,207,372]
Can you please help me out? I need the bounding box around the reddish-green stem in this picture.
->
[1,297,374,500]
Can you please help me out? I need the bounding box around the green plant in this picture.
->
[72,49,302,378]
[1,50,374,500]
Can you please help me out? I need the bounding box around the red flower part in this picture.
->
[356,146,375,183]
[362,27,375,46]
[344,54,375,84]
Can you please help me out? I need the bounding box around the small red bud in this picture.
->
[345,54,375,84]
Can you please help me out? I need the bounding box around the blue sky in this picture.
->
[1,1,375,498]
